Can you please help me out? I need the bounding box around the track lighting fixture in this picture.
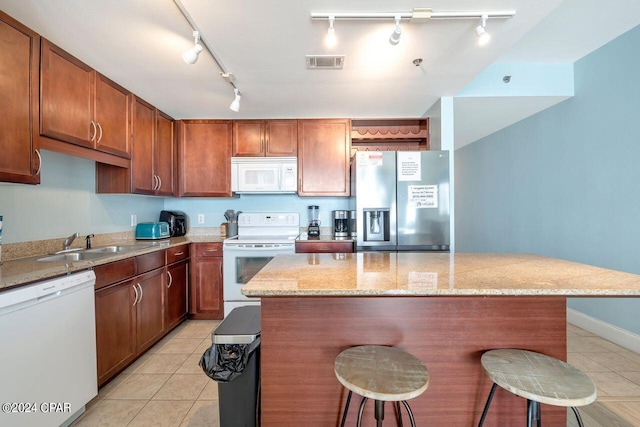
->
[311,8,514,47]
[475,14,491,46]
[173,0,245,111]
[326,15,336,47]
[389,15,402,45]
[182,30,203,64]
[229,88,241,112]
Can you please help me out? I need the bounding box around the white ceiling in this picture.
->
[2,0,639,147]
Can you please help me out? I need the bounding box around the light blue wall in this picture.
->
[164,196,349,229]
[455,25,640,335]
[0,150,163,243]
[0,150,349,244]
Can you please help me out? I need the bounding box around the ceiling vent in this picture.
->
[305,55,345,70]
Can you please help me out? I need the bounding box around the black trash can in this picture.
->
[200,306,261,427]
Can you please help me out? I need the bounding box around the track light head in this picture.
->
[325,15,337,47]
[475,14,490,46]
[389,15,402,45]
[183,31,203,64]
[229,88,241,112]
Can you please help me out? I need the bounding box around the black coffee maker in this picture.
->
[307,205,320,237]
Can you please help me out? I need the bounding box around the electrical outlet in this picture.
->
[130,214,137,227]
[198,214,205,224]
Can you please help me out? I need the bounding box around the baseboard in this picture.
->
[567,308,640,354]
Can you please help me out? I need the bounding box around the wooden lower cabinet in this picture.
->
[94,248,188,387]
[95,278,137,387]
[135,268,166,354]
[166,260,189,330]
[189,243,224,319]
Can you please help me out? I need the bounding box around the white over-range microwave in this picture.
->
[231,157,298,194]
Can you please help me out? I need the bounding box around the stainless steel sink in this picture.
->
[85,243,152,254]
[37,251,111,262]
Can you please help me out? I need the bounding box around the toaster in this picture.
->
[135,222,170,240]
[159,210,188,237]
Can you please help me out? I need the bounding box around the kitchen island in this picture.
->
[242,252,640,426]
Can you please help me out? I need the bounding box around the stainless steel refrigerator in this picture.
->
[350,150,450,251]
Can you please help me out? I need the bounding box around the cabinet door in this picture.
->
[178,120,232,197]
[135,268,166,353]
[233,120,264,156]
[95,73,130,158]
[154,110,175,196]
[166,260,188,331]
[40,38,94,148]
[131,96,155,194]
[266,120,297,156]
[298,119,350,196]
[190,245,224,319]
[0,12,40,184]
[95,279,137,387]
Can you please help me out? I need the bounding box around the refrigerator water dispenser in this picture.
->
[363,209,390,242]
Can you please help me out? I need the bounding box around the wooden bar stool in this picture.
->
[334,345,429,427]
[478,349,597,427]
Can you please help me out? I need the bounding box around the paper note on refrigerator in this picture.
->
[408,185,438,208]
[398,152,421,181]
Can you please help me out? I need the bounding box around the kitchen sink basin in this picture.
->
[37,251,111,262]
[85,243,152,254]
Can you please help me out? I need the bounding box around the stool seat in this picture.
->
[481,349,597,407]
[334,345,429,402]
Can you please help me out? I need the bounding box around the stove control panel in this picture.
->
[238,213,299,227]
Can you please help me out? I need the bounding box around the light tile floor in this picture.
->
[73,321,640,426]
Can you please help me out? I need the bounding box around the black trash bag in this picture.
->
[200,341,258,383]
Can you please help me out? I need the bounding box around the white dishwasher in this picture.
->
[0,270,97,427]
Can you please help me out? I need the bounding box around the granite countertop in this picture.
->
[242,252,640,297]
[0,234,226,292]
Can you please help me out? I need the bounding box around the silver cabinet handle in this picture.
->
[90,121,97,142]
[157,175,162,190]
[173,252,184,256]
[137,283,143,302]
[34,149,42,176]
[96,122,103,144]
[133,283,139,306]
[152,175,158,190]
[167,271,173,289]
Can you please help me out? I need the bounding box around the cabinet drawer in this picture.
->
[195,243,222,258]
[94,258,136,290]
[295,241,354,253]
[167,244,189,264]
[137,250,165,274]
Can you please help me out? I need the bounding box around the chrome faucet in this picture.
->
[62,232,79,251]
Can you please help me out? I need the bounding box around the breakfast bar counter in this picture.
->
[242,252,640,426]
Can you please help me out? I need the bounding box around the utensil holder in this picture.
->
[227,222,238,237]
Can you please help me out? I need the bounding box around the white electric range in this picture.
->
[222,212,299,317]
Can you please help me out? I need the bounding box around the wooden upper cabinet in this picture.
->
[94,73,131,158]
[0,11,41,184]
[96,99,174,196]
[178,120,232,197]
[40,38,131,159]
[131,97,155,194]
[232,119,297,157]
[40,38,94,148]
[297,119,351,196]
[154,110,175,196]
